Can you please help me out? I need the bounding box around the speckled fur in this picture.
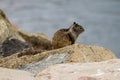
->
[52,22,84,49]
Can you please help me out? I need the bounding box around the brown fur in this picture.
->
[52,22,84,49]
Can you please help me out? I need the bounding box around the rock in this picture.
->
[78,76,96,80]
[0,38,31,57]
[0,9,52,57]
[20,53,70,73]
[20,44,116,73]
[66,44,116,62]
[12,23,19,32]
[18,30,52,50]
[0,44,73,69]
[0,9,26,57]
[0,59,119,80]
[0,44,116,73]
[36,59,120,80]
[0,9,24,44]
[0,67,36,80]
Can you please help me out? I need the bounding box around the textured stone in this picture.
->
[18,30,52,50]
[66,44,116,63]
[0,45,73,69]
[0,9,24,44]
[0,38,31,57]
[20,53,69,73]
[21,44,116,73]
[0,59,120,80]
[0,44,116,71]
[36,59,120,80]
[0,67,36,80]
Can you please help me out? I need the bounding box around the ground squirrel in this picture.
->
[52,22,84,49]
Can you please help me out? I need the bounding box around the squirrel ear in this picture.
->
[73,22,76,24]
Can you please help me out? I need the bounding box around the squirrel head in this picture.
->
[69,22,84,35]
[68,22,84,40]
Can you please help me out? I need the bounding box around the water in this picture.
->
[0,0,120,57]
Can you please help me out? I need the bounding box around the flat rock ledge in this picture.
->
[36,59,120,80]
[0,59,120,80]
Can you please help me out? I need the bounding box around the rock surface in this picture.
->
[0,44,116,73]
[21,44,116,73]
[66,44,116,62]
[0,67,36,80]
[0,38,31,57]
[0,9,30,57]
[0,9,24,44]
[36,59,120,80]
[18,30,52,50]
[0,44,73,69]
[0,59,120,80]
[20,53,70,73]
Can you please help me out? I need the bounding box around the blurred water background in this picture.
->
[0,0,120,57]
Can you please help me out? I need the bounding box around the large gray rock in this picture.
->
[36,59,120,80]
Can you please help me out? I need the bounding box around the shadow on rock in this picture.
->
[0,38,31,57]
